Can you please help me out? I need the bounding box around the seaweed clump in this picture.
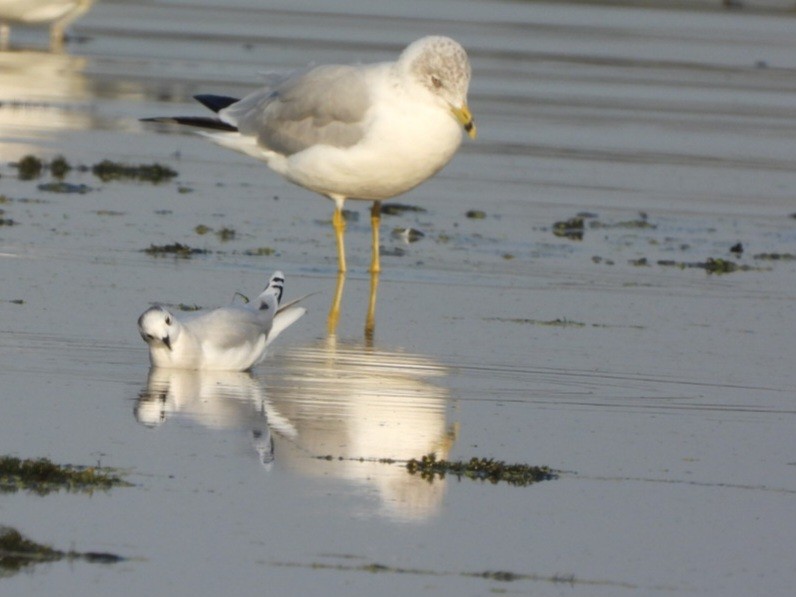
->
[0,208,15,226]
[144,243,210,258]
[0,456,131,495]
[37,182,92,194]
[13,155,43,180]
[11,155,71,180]
[655,258,749,274]
[92,160,177,183]
[552,216,584,240]
[406,453,557,487]
[753,252,796,261]
[0,526,63,574]
[10,154,177,183]
[0,526,124,576]
[381,203,427,215]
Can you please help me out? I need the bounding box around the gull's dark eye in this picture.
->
[165,316,171,325]
[431,75,442,89]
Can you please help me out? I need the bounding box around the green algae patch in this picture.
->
[49,155,72,179]
[0,526,125,576]
[0,526,63,574]
[242,246,276,256]
[486,316,586,328]
[381,203,427,215]
[10,154,177,184]
[701,257,741,274]
[552,216,584,240]
[193,224,236,241]
[144,243,210,258]
[0,456,132,496]
[176,303,203,311]
[92,160,177,183]
[216,227,236,242]
[13,155,43,180]
[268,559,643,590]
[37,182,93,194]
[753,252,796,261]
[589,217,656,230]
[465,209,487,220]
[406,454,557,487]
[654,257,753,274]
[391,227,425,242]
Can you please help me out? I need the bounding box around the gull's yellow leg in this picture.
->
[331,197,347,274]
[50,24,66,52]
[369,201,382,274]
[0,24,10,51]
[365,270,379,345]
[327,271,346,336]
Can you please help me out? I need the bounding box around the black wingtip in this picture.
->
[194,94,241,113]
[141,116,238,132]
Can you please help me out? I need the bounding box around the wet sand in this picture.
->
[1,1,795,595]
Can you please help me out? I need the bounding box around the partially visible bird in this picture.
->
[143,35,476,275]
[0,0,96,51]
[138,271,306,371]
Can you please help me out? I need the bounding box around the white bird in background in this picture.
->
[138,271,307,371]
[144,35,476,276]
[0,0,96,51]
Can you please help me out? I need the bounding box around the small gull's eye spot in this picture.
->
[165,316,171,325]
[431,76,442,89]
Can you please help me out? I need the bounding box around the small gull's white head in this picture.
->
[399,36,476,138]
[138,305,179,351]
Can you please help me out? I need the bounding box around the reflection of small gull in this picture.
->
[137,271,307,371]
[264,337,457,521]
[0,0,96,51]
[135,368,296,467]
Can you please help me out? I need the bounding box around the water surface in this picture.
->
[1,1,795,595]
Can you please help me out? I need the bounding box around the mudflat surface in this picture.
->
[1,1,795,595]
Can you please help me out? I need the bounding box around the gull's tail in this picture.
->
[141,94,241,132]
[268,305,307,347]
[260,271,286,308]
[259,271,310,347]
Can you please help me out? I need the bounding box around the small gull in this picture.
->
[144,35,476,274]
[138,271,306,371]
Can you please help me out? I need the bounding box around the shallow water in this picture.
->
[1,1,795,595]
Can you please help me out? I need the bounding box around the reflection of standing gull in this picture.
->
[0,0,96,51]
[264,338,458,521]
[0,50,90,156]
[135,368,296,467]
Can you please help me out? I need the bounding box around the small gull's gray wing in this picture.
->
[187,307,271,351]
[221,64,371,156]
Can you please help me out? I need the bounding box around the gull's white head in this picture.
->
[138,305,179,351]
[399,36,476,139]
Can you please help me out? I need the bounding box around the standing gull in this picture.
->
[144,36,476,275]
[0,0,96,51]
[138,271,306,371]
